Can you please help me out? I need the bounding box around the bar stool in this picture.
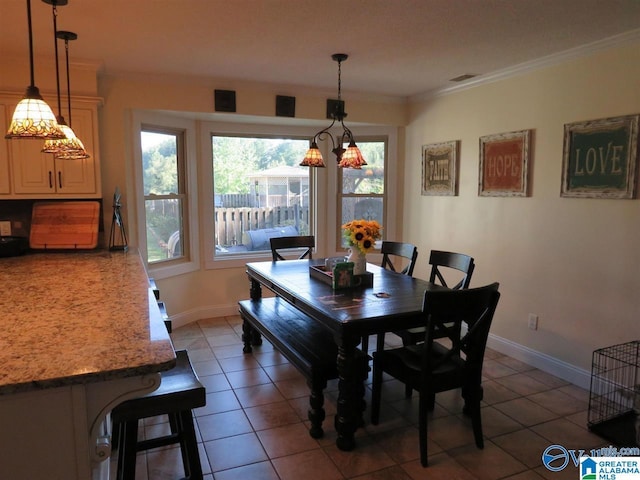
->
[111,350,206,480]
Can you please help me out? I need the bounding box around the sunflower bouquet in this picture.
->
[342,219,382,254]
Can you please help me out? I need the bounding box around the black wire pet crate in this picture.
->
[588,340,640,447]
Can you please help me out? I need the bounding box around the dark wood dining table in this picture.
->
[243,259,445,451]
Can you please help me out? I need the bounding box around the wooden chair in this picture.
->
[270,235,315,261]
[111,350,205,480]
[380,241,418,276]
[428,250,475,290]
[371,283,501,467]
[361,241,418,355]
[394,250,475,347]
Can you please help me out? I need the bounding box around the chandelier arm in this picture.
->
[312,117,338,151]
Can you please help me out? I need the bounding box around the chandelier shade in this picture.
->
[300,53,367,169]
[54,29,90,160]
[5,0,65,140]
[41,0,86,156]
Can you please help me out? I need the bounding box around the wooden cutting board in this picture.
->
[30,201,100,250]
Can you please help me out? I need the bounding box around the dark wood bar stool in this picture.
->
[111,349,206,480]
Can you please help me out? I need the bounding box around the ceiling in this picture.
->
[2,0,640,99]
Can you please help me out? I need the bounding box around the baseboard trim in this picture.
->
[168,304,240,329]
[487,333,591,390]
[165,306,592,390]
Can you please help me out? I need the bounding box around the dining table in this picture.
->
[243,258,446,451]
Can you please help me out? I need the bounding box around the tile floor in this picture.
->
[111,314,610,480]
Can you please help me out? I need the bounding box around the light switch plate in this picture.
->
[0,221,11,236]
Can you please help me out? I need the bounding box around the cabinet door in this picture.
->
[0,105,10,194]
[56,109,96,195]
[10,135,56,194]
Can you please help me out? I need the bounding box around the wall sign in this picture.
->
[421,140,459,196]
[561,115,639,199]
[214,89,236,112]
[479,129,531,197]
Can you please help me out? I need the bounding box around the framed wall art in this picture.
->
[479,129,531,197]
[561,114,639,199]
[421,140,459,196]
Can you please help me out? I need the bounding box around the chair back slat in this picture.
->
[428,250,475,289]
[270,236,315,261]
[380,241,418,276]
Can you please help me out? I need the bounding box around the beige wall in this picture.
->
[404,42,640,378]
[4,41,638,384]
[96,74,406,325]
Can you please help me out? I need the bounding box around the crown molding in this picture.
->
[411,28,640,103]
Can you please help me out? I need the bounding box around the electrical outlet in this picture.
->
[0,221,11,237]
[528,313,538,330]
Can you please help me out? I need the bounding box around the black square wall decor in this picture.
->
[326,99,345,119]
[214,90,236,112]
[276,95,296,117]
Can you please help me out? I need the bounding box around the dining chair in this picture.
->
[270,235,315,261]
[380,240,418,276]
[394,249,475,347]
[370,282,501,467]
[360,241,419,355]
[428,250,475,290]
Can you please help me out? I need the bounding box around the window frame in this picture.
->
[325,128,398,260]
[336,137,388,250]
[132,111,199,279]
[199,121,321,270]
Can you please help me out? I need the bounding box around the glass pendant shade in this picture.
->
[300,141,326,167]
[5,86,65,140]
[5,0,64,140]
[42,117,86,154]
[338,141,367,169]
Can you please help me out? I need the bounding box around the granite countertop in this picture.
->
[0,250,176,394]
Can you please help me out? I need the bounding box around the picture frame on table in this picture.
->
[561,114,639,199]
[479,129,531,197]
[421,140,459,196]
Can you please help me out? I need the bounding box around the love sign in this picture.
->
[562,115,639,199]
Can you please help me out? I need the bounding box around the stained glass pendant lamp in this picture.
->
[41,0,86,156]
[300,53,367,169]
[5,0,65,140]
[53,30,90,160]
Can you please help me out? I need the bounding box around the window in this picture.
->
[141,128,188,264]
[338,140,386,248]
[211,135,311,258]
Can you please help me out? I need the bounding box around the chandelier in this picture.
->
[41,0,88,157]
[300,54,366,169]
[5,0,65,140]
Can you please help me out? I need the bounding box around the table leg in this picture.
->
[334,334,368,451]
[248,278,263,346]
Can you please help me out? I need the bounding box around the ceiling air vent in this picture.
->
[449,74,478,82]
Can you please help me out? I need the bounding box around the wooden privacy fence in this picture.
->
[215,205,309,247]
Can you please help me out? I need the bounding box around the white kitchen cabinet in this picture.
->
[1,99,101,199]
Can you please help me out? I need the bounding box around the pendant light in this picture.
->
[5,0,65,140]
[41,0,86,156]
[54,30,90,160]
[300,54,366,169]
